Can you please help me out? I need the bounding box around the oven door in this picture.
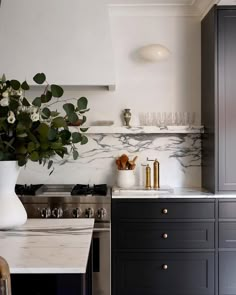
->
[92,223,110,295]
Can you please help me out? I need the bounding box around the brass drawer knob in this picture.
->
[162,264,168,270]
[162,208,168,214]
[162,233,168,239]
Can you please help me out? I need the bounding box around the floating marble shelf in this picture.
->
[70,126,204,134]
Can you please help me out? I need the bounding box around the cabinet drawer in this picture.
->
[112,222,215,249]
[219,222,236,248]
[112,252,214,295]
[219,202,236,218]
[219,252,236,295]
[112,201,215,220]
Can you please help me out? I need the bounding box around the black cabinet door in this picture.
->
[218,9,236,191]
[112,200,215,220]
[219,252,236,295]
[112,252,214,295]
[113,222,215,250]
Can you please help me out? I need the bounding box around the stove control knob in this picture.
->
[85,208,94,218]
[72,208,82,218]
[40,207,51,218]
[52,207,63,218]
[97,208,107,220]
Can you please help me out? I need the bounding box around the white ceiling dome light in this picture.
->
[139,44,171,62]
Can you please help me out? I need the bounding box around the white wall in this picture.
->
[18,8,202,187]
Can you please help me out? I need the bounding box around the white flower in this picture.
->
[2,91,9,98]
[31,112,39,122]
[0,97,9,107]
[7,111,16,124]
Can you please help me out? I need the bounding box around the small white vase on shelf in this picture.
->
[116,170,135,188]
[0,161,27,229]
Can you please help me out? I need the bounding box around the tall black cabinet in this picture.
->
[202,6,236,192]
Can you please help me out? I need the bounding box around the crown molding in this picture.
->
[108,0,217,17]
[109,5,200,17]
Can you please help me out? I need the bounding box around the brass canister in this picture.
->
[145,164,151,189]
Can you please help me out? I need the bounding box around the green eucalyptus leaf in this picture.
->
[33,73,46,84]
[28,142,35,153]
[63,103,75,115]
[10,80,21,90]
[60,129,71,141]
[49,167,55,175]
[81,135,88,145]
[73,149,79,160]
[9,99,20,111]
[68,112,78,123]
[22,97,31,106]
[52,116,67,128]
[21,81,30,90]
[30,151,40,161]
[18,157,27,167]
[72,132,82,143]
[1,74,6,83]
[38,123,49,139]
[82,115,87,124]
[77,97,88,111]
[51,84,64,98]
[51,111,60,117]
[32,97,42,107]
[17,112,32,128]
[80,128,89,133]
[41,107,51,119]
[48,128,57,141]
[48,160,53,170]
[46,90,52,101]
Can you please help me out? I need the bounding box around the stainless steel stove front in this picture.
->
[19,190,111,295]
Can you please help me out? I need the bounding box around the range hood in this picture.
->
[0,0,115,90]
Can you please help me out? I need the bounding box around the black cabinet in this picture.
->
[113,252,214,295]
[202,6,236,192]
[111,199,215,295]
[219,200,236,295]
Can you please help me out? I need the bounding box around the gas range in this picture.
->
[18,184,111,224]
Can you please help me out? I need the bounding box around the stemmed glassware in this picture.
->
[139,111,196,129]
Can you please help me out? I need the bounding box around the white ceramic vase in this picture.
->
[0,161,27,229]
[116,170,135,188]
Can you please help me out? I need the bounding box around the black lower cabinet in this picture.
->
[112,199,216,295]
[112,252,214,295]
[219,252,236,295]
[11,274,84,295]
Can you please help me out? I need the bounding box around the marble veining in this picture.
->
[18,133,201,188]
[0,219,94,274]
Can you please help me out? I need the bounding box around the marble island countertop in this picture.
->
[112,187,236,198]
[0,219,94,274]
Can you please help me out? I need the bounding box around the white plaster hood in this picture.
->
[0,0,115,90]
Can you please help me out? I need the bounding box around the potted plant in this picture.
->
[0,73,89,229]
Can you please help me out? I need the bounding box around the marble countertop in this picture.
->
[112,187,236,198]
[0,219,94,274]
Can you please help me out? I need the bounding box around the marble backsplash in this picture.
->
[18,133,201,188]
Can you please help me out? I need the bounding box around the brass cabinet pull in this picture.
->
[162,208,168,214]
[162,264,168,270]
[162,233,168,239]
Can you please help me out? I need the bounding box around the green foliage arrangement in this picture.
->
[0,73,89,172]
